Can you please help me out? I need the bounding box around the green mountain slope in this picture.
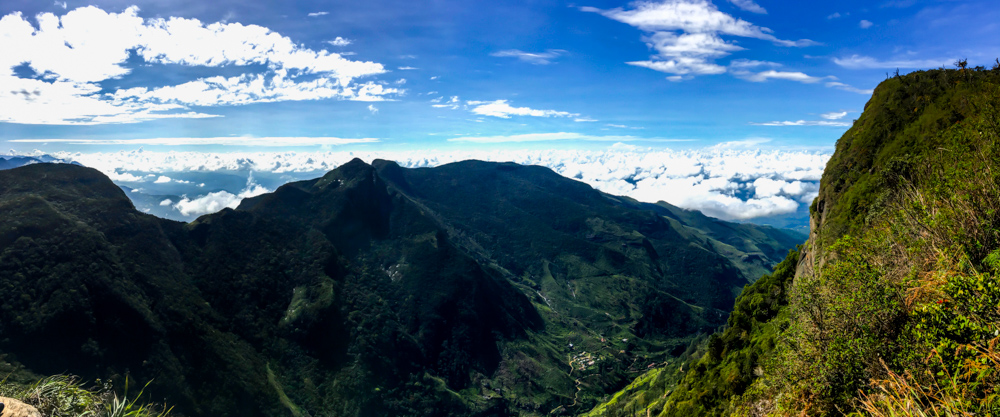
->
[585,64,1000,417]
[0,159,801,416]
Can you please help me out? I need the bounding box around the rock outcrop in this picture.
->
[0,397,42,417]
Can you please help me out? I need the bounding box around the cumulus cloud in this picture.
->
[173,191,241,216]
[467,100,578,119]
[0,6,393,125]
[833,54,954,69]
[727,0,766,14]
[159,199,173,206]
[173,173,270,216]
[368,104,378,114]
[583,0,815,77]
[490,49,567,65]
[154,175,172,183]
[54,146,829,221]
[859,19,874,29]
[106,170,147,182]
[327,36,351,46]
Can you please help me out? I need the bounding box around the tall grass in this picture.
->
[734,69,1000,417]
[1,375,173,417]
[858,339,1000,417]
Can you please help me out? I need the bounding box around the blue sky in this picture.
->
[2,0,997,223]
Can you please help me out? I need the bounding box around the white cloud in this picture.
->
[606,123,643,129]
[832,54,954,69]
[55,147,829,220]
[11,137,379,146]
[728,59,781,69]
[173,191,240,216]
[430,95,461,110]
[583,0,815,78]
[727,0,766,14]
[575,117,599,122]
[368,104,378,114]
[467,100,578,119]
[727,63,871,93]
[154,175,172,183]
[447,133,647,143]
[707,138,771,149]
[825,81,874,95]
[820,111,849,120]
[54,1,67,9]
[490,49,567,65]
[0,6,392,125]
[859,19,874,29]
[173,173,270,216]
[732,69,828,83]
[327,36,351,46]
[751,120,852,127]
[827,12,842,19]
[308,11,329,17]
[107,170,147,182]
[398,66,418,70]
[753,177,818,201]
[159,199,173,206]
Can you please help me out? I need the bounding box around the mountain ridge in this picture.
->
[582,65,1000,417]
[0,158,803,416]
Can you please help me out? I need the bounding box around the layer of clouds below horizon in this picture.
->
[44,148,829,221]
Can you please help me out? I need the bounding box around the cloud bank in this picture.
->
[53,147,830,221]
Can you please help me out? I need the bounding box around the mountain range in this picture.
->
[0,157,803,416]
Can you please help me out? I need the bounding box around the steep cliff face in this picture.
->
[797,65,1000,279]
[754,65,1000,417]
[582,65,1000,417]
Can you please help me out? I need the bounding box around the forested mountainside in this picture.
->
[0,158,801,416]
[585,65,1000,416]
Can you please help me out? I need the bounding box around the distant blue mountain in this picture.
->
[0,155,80,170]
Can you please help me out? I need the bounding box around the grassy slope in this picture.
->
[584,64,1000,417]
